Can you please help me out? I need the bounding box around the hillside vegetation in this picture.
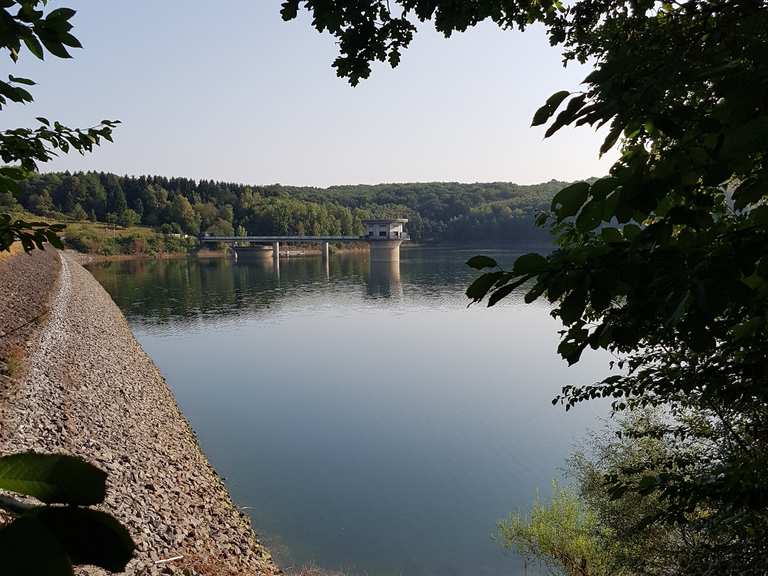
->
[4,172,580,245]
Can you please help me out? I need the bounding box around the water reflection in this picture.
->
[367,259,402,299]
[88,246,513,332]
[88,244,609,576]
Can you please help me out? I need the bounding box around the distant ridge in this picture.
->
[9,172,599,243]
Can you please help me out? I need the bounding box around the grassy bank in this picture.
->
[10,211,197,256]
[63,220,195,256]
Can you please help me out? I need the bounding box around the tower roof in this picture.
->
[361,218,408,225]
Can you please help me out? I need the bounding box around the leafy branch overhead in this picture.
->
[0,0,119,252]
[280,0,562,86]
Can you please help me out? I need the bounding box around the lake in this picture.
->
[88,245,609,576]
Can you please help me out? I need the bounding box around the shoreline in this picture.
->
[0,250,280,575]
[67,243,375,265]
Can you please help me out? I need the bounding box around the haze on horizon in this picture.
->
[3,0,618,188]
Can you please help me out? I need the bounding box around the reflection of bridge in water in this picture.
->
[201,218,409,282]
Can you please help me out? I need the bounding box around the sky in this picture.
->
[3,1,617,188]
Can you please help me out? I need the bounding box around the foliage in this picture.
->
[16,171,570,244]
[0,0,118,252]
[0,453,134,574]
[280,0,558,86]
[566,412,708,576]
[509,412,716,576]
[498,482,617,576]
[286,0,768,573]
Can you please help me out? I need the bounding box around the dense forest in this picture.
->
[3,172,579,244]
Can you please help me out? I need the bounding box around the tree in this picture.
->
[118,208,140,228]
[170,194,199,234]
[205,217,234,237]
[284,1,768,573]
[104,174,127,215]
[498,482,616,576]
[69,202,87,221]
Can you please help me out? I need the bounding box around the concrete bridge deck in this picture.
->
[201,219,409,263]
[200,236,367,243]
[200,235,409,243]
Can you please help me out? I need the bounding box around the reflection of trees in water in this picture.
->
[90,257,278,327]
[88,247,549,330]
[89,255,369,328]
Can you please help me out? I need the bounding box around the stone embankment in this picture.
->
[0,250,280,576]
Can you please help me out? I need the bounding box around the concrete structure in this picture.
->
[201,218,410,265]
[361,218,408,263]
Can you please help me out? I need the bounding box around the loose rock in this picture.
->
[0,251,280,576]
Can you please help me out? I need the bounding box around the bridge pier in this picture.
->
[321,241,329,261]
[272,241,280,260]
[368,240,402,262]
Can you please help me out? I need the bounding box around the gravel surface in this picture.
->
[0,248,60,377]
[0,251,280,576]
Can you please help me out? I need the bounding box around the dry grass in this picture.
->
[2,345,24,378]
[173,551,281,576]
[0,242,23,263]
[284,564,352,576]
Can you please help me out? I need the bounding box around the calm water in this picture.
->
[88,245,608,576]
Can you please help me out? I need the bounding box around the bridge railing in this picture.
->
[200,234,410,243]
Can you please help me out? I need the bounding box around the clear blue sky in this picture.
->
[4,0,617,187]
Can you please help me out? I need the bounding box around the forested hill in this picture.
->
[7,172,583,243]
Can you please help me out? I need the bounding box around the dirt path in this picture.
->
[0,251,279,576]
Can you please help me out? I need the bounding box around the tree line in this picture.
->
[4,171,573,243]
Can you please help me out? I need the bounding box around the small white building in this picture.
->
[362,218,409,240]
[361,218,409,262]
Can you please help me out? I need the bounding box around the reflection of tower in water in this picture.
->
[367,259,402,298]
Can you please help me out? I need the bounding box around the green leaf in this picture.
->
[22,35,44,59]
[589,177,619,200]
[488,275,531,306]
[551,182,589,221]
[60,32,82,49]
[46,8,77,21]
[0,166,26,181]
[466,255,498,270]
[545,94,587,138]
[600,227,623,243]
[531,90,571,127]
[8,75,35,86]
[622,223,642,240]
[0,453,106,505]
[0,175,21,195]
[600,120,623,156]
[637,475,658,494]
[36,31,72,58]
[733,177,766,210]
[513,253,548,275]
[44,229,64,249]
[466,271,503,303]
[0,515,73,576]
[576,199,603,233]
[32,508,135,572]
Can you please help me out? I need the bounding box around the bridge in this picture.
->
[200,219,409,263]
